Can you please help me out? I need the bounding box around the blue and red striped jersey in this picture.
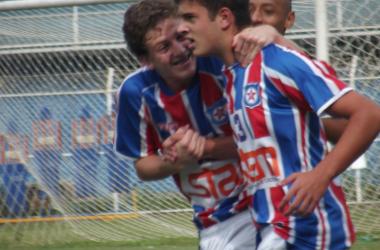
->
[224,44,355,249]
[115,57,248,230]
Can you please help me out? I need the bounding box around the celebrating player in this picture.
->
[175,0,380,249]
[247,0,348,142]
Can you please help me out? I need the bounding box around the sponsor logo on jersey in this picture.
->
[244,84,261,109]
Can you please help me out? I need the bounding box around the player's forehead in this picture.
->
[145,17,180,46]
[249,0,287,9]
[177,0,205,15]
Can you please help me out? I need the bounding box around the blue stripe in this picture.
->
[264,74,302,177]
[293,213,319,249]
[253,189,270,223]
[324,190,349,250]
[185,80,215,136]
[143,85,171,140]
[307,114,324,167]
[263,44,339,113]
[116,76,146,158]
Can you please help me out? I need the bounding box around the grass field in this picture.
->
[0,236,379,250]
[1,205,379,250]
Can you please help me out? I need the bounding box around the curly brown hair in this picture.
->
[122,0,178,58]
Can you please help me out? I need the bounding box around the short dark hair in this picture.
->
[122,0,178,58]
[174,0,251,29]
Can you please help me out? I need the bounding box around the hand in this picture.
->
[161,125,206,165]
[232,24,279,67]
[279,168,331,217]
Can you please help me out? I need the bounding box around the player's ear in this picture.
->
[284,11,295,30]
[138,56,153,69]
[218,7,234,30]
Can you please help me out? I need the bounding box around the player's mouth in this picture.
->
[171,49,193,66]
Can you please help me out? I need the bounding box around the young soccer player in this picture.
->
[248,0,348,143]
[174,0,380,249]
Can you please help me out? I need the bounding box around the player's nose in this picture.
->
[250,11,263,25]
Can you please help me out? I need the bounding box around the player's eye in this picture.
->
[182,13,195,22]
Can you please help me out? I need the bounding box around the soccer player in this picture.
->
[248,0,348,143]
[174,0,380,249]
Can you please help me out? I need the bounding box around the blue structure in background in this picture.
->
[33,107,62,196]
[0,122,30,217]
[72,106,99,198]
[98,114,134,194]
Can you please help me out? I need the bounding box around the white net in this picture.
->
[0,0,379,247]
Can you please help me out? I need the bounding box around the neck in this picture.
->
[218,26,240,66]
[165,76,192,93]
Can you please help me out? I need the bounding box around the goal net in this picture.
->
[0,0,379,247]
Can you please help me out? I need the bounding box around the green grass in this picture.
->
[0,237,198,250]
[0,236,379,250]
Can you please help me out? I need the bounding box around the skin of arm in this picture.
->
[280,91,380,216]
[135,154,186,181]
[233,24,303,66]
[321,118,348,144]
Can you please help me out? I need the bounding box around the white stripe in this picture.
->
[304,113,313,171]
[138,98,148,156]
[317,88,353,116]
[181,91,200,132]
[274,44,342,95]
[260,71,286,179]
[292,106,307,172]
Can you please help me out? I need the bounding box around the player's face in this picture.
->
[177,1,220,57]
[249,0,295,35]
[143,17,196,86]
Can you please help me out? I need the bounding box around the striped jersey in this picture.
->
[223,44,355,249]
[115,57,248,230]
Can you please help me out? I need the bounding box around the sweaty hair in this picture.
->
[174,0,251,29]
[122,0,178,58]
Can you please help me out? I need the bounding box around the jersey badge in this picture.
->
[244,84,261,109]
[207,99,228,125]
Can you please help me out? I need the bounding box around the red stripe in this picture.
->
[311,60,347,90]
[199,72,233,135]
[270,186,290,240]
[160,91,192,127]
[224,69,235,114]
[245,53,270,138]
[144,106,160,155]
[199,72,223,106]
[269,76,312,112]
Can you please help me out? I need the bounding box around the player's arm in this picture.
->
[233,24,303,66]
[321,117,348,144]
[280,91,380,216]
[135,155,184,181]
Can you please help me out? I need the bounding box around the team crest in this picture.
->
[244,84,261,108]
[207,99,228,125]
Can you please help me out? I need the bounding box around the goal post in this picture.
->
[0,0,379,247]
